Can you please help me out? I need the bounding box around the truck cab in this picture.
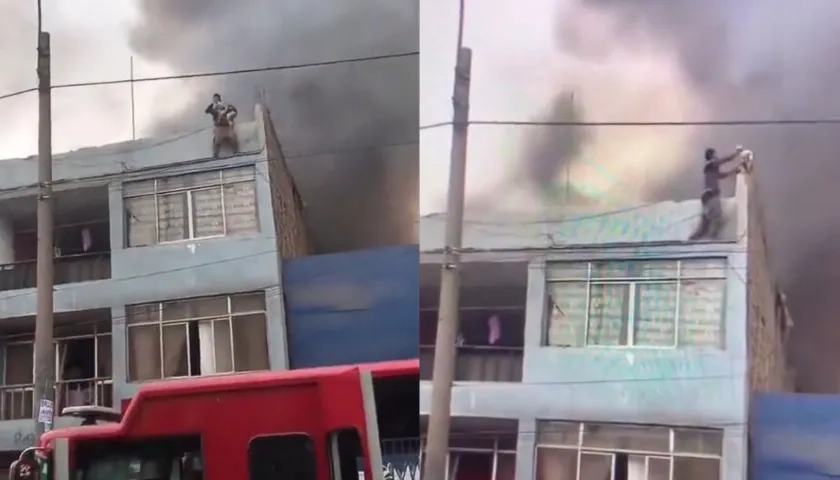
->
[11,360,418,480]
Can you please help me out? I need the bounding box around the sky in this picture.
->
[0,0,187,157]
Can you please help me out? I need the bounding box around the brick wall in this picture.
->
[745,171,791,392]
[259,105,312,258]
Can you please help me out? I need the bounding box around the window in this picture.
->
[249,434,316,480]
[55,322,113,409]
[1,322,113,420]
[126,292,270,381]
[419,435,517,480]
[546,259,726,348]
[124,166,258,247]
[536,422,722,480]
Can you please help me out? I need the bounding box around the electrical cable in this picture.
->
[0,51,418,101]
[420,118,840,130]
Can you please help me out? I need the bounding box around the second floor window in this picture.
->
[124,166,258,247]
[545,259,727,349]
[126,292,270,382]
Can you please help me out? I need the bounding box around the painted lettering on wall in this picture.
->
[13,431,35,448]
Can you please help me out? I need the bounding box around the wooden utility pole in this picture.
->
[421,46,472,480]
[32,30,56,442]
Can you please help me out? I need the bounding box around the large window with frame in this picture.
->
[545,259,727,349]
[536,421,722,480]
[126,292,270,382]
[123,166,258,247]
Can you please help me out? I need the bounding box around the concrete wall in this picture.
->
[743,172,789,392]
[0,108,293,452]
[419,193,751,479]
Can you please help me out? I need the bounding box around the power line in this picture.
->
[419,118,840,130]
[0,51,418,100]
[0,88,37,101]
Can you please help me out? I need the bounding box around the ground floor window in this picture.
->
[535,421,722,480]
[126,292,270,381]
[419,434,517,480]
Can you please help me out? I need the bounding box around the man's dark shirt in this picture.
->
[703,160,721,193]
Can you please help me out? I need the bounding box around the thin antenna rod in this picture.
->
[130,56,136,140]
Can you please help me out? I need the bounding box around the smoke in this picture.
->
[512,0,840,391]
[128,0,418,252]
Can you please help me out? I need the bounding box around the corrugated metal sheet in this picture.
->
[752,393,840,479]
[282,245,418,368]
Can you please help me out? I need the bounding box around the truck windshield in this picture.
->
[74,436,203,480]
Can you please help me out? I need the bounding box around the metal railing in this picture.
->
[0,378,113,421]
[419,345,524,382]
[56,378,113,411]
[0,252,111,292]
[365,438,420,480]
[0,385,33,420]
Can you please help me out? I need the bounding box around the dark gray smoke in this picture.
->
[129,0,418,252]
[520,0,840,391]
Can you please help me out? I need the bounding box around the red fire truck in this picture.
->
[10,359,419,480]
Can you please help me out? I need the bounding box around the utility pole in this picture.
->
[422,46,472,480]
[33,30,56,443]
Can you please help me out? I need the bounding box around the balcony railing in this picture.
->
[0,252,111,292]
[0,378,112,421]
[420,345,524,382]
[0,385,33,420]
[56,378,113,411]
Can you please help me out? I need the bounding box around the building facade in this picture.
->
[419,172,792,479]
[0,105,310,452]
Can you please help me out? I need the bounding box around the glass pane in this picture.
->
[223,165,256,183]
[673,457,720,480]
[157,170,220,191]
[545,262,589,280]
[125,195,157,247]
[97,335,112,378]
[157,192,188,242]
[546,282,587,347]
[634,283,678,347]
[5,343,33,385]
[681,258,727,279]
[673,428,723,455]
[192,188,224,238]
[232,314,269,371]
[162,324,188,378]
[627,455,647,479]
[127,325,161,381]
[648,457,671,480]
[582,424,670,452]
[535,448,577,480]
[537,421,579,446]
[190,296,230,318]
[123,179,155,197]
[213,319,233,373]
[678,279,725,348]
[126,304,159,324]
[231,292,266,313]
[579,453,613,479]
[591,261,632,279]
[162,299,191,322]
[587,284,629,346]
[496,453,517,480]
[223,182,258,235]
[637,261,679,278]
